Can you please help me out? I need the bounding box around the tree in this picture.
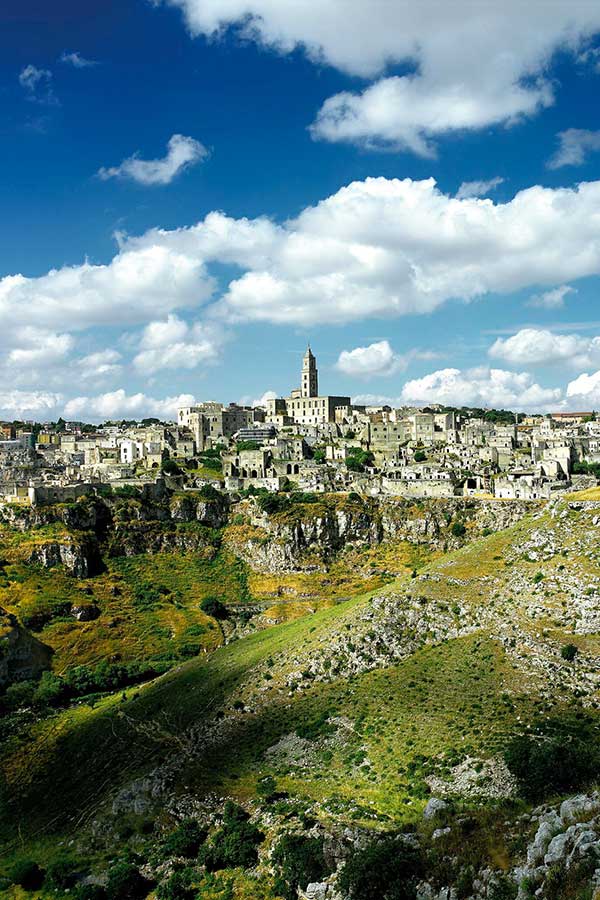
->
[106,861,151,900]
[451,521,466,537]
[200,596,229,620]
[337,838,423,900]
[413,450,426,462]
[272,834,327,900]
[9,860,45,890]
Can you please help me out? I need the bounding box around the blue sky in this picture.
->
[4,0,600,420]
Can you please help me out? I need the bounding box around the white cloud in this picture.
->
[0,243,214,335]
[455,177,505,200]
[337,340,402,377]
[157,1,600,154]
[207,177,600,325]
[77,349,122,378]
[7,175,600,351]
[133,314,224,372]
[489,328,600,368]
[98,134,209,186]
[253,390,277,407]
[548,129,600,168]
[401,366,561,411]
[18,64,58,106]
[527,285,576,309]
[63,390,196,422]
[43,176,600,330]
[336,340,433,377]
[0,390,63,421]
[566,370,600,408]
[59,51,98,68]
[6,329,73,367]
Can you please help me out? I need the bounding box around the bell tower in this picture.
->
[301,345,318,398]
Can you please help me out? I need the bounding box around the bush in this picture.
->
[106,861,151,900]
[156,867,196,900]
[561,643,578,661]
[413,450,427,462]
[200,596,229,620]
[505,719,600,800]
[198,802,263,872]
[272,834,327,900]
[33,671,67,708]
[9,859,45,890]
[46,855,80,890]
[162,459,181,476]
[75,885,107,900]
[198,484,222,501]
[337,837,423,900]
[161,819,207,859]
[5,680,36,710]
[348,491,362,502]
[451,522,466,537]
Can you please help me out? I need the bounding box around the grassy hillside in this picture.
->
[2,494,600,898]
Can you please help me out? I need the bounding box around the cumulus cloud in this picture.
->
[401,367,561,411]
[59,51,98,68]
[548,128,600,168]
[336,340,434,378]
[63,390,196,422]
[98,134,209,186]
[253,390,277,407]
[566,370,600,408]
[0,390,63,420]
[208,177,600,325]
[0,243,214,336]
[132,314,225,372]
[157,1,600,154]
[455,177,505,200]
[11,177,600,342]
[77,349,122,379]
[489,328,600,368]
[7,329,74,367]
[18,64,58,106]
[527,284,576,309]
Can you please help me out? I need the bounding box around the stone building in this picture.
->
[266,346,351,426]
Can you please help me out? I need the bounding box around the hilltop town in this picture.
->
[2,347,599,508]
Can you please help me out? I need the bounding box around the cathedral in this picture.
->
[265,346,351,426]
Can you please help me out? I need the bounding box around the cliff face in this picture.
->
[0,608,52,687]
[227,496,537,573]
[1,490,535,578]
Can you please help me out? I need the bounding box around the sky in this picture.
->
[4,1,600,420]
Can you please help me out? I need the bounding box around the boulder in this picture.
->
[424,798,449,820]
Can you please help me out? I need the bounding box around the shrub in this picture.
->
[337,837,423,900]
[75,885,108,900]
[162,459,181,476]
[198,484,222,501]
[156,867,196,900]
[451,522,466,537]
[106,861,151,900]
[533,572,544,584]
[9,859,45,890]
[561,643,578,661]
[46,855,80,890]
[200,596,229,620]
[505,719,600,800]
[348,491,362,502]
[161,819,207,859]
[33,671,67,708]
[198,802,263,871]
[413,450,427,462]
[272,834,327,900]
[5,680,36,710]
